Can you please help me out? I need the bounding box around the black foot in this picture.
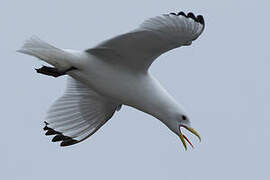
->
[35,66,77,78]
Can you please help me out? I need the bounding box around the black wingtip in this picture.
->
[177,11,187,17]
[169,11,186,17]
[45,129,59,136]
[43,121,50,131]
[169,11,204,25]
[52,134,71,142]
[43,122,79,146]
[43,126,50,131]
[60,139,78,147]
[187,12,196,20]
[197,15,205,25]
[43,121,79,146]
[44,123,62,136]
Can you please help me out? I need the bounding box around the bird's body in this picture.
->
[66,50,182,122]
[18,11,204,149]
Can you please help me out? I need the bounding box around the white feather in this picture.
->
[44,77,119,146]
[17,36,74,70]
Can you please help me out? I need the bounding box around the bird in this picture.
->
[18,11,205,150]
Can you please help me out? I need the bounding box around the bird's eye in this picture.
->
[182,115,187,120]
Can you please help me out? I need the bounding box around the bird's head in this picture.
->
[165,114,201,150]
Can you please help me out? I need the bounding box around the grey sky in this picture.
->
[2,0,270,179]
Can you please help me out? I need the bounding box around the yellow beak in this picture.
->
[179,126,201,151]
[179,133,188,150]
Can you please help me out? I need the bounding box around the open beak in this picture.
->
[178,125,201,151]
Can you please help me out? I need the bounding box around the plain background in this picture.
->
[1,0,270,179]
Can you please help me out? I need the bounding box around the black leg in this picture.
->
[35,66,77,78]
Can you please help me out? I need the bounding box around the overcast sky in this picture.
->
[1,0,270,179]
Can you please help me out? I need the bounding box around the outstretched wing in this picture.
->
[86,11,205,71]
[43,77,120,146]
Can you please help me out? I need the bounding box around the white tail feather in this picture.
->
[18,36,73,70]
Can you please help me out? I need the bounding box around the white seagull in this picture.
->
[18,11,205,150]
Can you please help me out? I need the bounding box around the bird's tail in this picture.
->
[17,36,74,70]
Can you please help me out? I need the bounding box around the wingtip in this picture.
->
[168,11,204,25]
[45,129,59,136]
[43,122,79,146]
[196,15,205,25]
[177,11,187,17]
[52,134,71,142]
[187,12,196,20]
[60,139,78,147]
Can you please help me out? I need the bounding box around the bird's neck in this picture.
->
[132,75,185,123]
